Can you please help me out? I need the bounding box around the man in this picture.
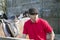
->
[22,8,55,40]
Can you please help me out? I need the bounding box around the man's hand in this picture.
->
[49,31,55,40]
[22,34,27,38]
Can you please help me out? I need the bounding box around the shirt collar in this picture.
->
[30,18,39,24]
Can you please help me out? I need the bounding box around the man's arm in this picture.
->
[49,31,55,40]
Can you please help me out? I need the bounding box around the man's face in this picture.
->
[29,14,38,22]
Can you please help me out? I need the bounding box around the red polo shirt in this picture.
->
[23,18,53,40]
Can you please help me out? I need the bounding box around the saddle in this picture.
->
[2,19,19,37]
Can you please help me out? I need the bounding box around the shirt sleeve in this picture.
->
[23,23,28,34]
[42,20,53,33]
